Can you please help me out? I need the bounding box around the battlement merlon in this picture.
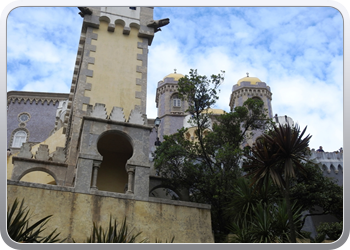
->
[79,7,169,46]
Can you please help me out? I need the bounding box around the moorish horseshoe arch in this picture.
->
[94,129,134,193]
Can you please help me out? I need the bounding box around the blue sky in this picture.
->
[6,6,343,152]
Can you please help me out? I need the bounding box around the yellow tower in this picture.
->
[62,7,169,187]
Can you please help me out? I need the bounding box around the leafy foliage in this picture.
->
[227,177,303,243]
[7,198,65,243]
[243,123,312,243]
[290,162,343,220]
[154,70,271,242]
[316,222,343,241]
[291,161,343,225]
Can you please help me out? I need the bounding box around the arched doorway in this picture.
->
[96,130,133,193]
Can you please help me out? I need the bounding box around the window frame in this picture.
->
[11,130,28,148]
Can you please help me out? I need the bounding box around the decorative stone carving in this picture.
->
[52,147,66,163]
[78,7,92,17]
[17,143,33,159]
[146,18,170,33]
[109,106,125,122]
[123,27,130,35]
[108,23,115,32]
[128,109,145,125]
[90,103,108,119]
[35,144,50,161]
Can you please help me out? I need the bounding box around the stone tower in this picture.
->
[229,74,273,146]
[229,74,273,118]
[58,7,169,194]
[155,71,189,140]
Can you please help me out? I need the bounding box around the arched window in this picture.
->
[172,94,181,107]
[252,96,262,101]
[12,130,27,148]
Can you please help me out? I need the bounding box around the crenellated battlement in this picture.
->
[310,150,343,174]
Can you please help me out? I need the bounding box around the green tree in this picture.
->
[244,123,311,243]
[290,161,343,228]
[316,222,343,241]
[154,69,270,242]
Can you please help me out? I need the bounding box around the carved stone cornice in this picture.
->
[7,91,69,105]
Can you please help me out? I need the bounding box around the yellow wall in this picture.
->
[85,22,143,119]
[7,127,65,185]
[31,127,66,155]
[7,184,214,243]
[7,153,55,184]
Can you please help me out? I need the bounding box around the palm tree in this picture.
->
[7,198,65,243]
[244,123,311,243]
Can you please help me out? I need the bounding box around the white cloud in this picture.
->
[7,7,343,151]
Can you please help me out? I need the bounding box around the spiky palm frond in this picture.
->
[264,123,311,180]
[227,218,255,243]
[243,123,311,243]
[244,136,284,191]
[7,198,64,243]
[85,216,146,243]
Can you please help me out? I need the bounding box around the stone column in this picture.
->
[91,160,101,190]
[125,165,135,194]
[75,153,102,194]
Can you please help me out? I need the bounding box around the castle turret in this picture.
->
[229,74,273,118]
[155,71,189,140]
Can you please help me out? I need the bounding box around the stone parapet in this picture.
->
[310,150,343,174]
[7,182,214,243]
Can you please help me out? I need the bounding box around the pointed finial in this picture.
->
[246,72,249,77]
[174,69,177,74]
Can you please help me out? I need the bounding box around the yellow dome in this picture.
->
[237,76,262,86]
[206,108,226,115]
[163,73,184,81]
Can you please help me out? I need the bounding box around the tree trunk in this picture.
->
[285,175,297,243]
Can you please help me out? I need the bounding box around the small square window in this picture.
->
[129,7,136,10]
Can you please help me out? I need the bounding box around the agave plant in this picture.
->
[84,216,146,243]
[7,198,64,243]
[227,218,255,243]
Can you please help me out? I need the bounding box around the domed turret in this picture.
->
[229,73,273,119]
[155,70,189,140]
[237,76,262,86]
[163,72,184,81]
